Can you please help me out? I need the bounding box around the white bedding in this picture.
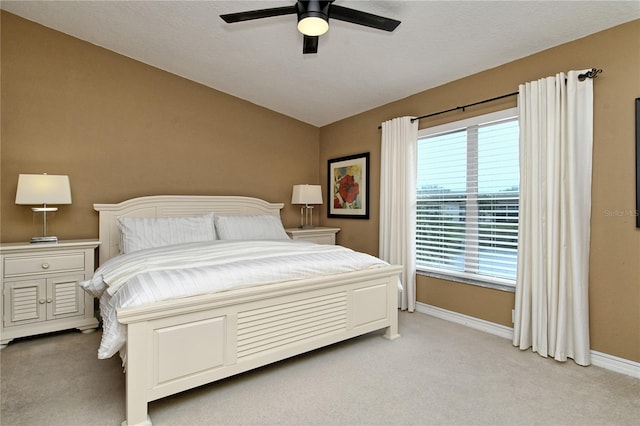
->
[81,240,390,359]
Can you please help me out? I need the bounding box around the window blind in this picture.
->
[416,116,519,283]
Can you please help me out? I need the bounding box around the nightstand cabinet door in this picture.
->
[3,275,85,327]
[48,274,85,320]
[3,278,46,327]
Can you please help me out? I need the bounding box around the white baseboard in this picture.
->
[415,302,514,340]
[590,350,640,379]
[414,302,640,379]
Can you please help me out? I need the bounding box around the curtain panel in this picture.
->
[380,116,418,311]
[513,70,594,365]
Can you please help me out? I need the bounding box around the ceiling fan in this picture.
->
[220,1,401,54]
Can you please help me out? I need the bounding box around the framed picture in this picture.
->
[328,152,369,219]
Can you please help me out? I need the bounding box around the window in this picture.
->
[416,108,519,289]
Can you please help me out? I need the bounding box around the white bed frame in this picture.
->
[94,195,402,426]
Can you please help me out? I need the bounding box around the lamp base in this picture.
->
[30,236,59,244]
[299,205,316,229]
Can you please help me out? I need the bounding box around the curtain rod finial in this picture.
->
[579,68,602,81]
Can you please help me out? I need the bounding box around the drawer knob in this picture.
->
[39,299,46,304]
[41,263,50,269]
[46,298,53,303]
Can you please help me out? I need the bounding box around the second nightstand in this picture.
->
[285,227,340,245]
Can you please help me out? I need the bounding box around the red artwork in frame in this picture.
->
[327,152,369,219]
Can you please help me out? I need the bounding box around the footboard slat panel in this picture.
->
[237,293,346,326]
[238,307,347,341]
[238,321,347,359]
[237,291,348,359]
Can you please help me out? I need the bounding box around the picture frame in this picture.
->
[328,152,369,219]
[636,98,639,228]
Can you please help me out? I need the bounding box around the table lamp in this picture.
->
[15,174,72,243]
[291,184,323,229]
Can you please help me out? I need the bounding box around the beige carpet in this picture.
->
[1,311,638,426]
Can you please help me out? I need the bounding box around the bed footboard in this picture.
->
[118,266,401,426]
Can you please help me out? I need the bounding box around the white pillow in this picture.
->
[215,214,289,240]
[117,213,216,254]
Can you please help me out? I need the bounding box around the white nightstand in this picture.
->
[0,239,100,349]
[285,227,340,245]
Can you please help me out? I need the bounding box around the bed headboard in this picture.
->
[93,195,285,264]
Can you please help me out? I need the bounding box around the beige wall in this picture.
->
[320,20,640,362]
[2,12,638,363]
[1,12,320,242]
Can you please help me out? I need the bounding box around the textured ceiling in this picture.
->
[2,1,639,127]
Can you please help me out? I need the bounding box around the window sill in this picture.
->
[416,268,515,293]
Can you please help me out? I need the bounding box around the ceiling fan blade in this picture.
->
[329,5,400,32]
[220,5,297,23]
[303,35,319,54]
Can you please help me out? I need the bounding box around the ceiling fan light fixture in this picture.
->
[220,0,401,54]
[297,15,329,36]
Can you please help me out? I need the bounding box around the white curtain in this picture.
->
[380,116,418,311]
[513,70,594,366]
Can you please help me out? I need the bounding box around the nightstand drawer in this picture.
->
[285,227,340,245]
[294,234,336,245]
[4,253,85,277]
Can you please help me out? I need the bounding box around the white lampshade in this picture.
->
[15,174,72,205]
[292,184,323,205]
[297,16,329,36]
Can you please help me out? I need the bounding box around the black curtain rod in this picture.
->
[378,68,602,129]
[410,91,518,123]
